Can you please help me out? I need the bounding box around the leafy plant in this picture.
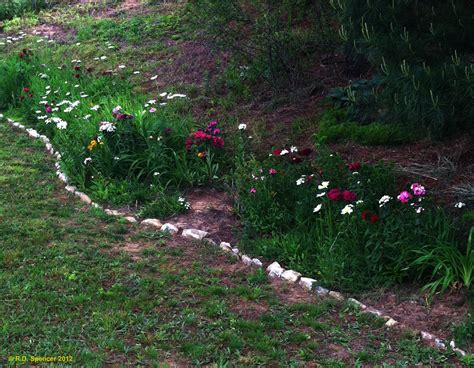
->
[412,227,473,298]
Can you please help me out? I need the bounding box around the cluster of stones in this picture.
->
[1,114,467,358]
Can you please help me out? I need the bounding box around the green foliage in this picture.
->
[0,0,61,21]
[315,109,410,146]
[412,227,473,297]
[235,142,464,291]
[138,191,189,219]
[0,54,33,110]
[187,0,337,89]
[331,0,474,138]
[452,313,473,351]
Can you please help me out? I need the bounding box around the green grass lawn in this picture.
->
[0,121,463,367]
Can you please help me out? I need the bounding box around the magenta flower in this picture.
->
[397,191,412,203]
[149,107,157,113]
[249,187,257,194]
[269,168,277,175]
[410,183,426,196]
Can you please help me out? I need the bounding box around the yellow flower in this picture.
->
[197,151,206,159]
[87,139,97,151]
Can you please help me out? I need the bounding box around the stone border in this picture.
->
[1,114,468,358]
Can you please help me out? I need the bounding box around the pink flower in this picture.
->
[249,187,257,194]
[149,107,157,113]
[410,183,426,196]
[269,168,277,175]
[397,191,412,203]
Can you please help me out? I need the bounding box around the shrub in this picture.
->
[0,0,62,21]
[314,109,410,146]
[187,0,337,90]
[331,0,474,138]
[0,52,34,110]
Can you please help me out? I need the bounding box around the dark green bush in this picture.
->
[331,0,474,138]
[0,0,61,21]
[315,109,410,145]
[187,0,337,90]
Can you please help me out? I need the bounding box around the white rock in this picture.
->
[182,228,208,240]
[219,242,232,252]
[141,219,163,229]
[329,291,344,301]
[365,307,383,317]
[385,318,398,327]
[266,261,285,278]
[57,173,68,183]
[92,202,102,209]
[40,135,49,143]
[453,347,467,356]
[449,340,455,349]
[298,277,317,291]
[251,258,263,267]
[161,223,178,234]
[105,209,122,216]
[124,216,137,223]
[232,247,240,255]
[314,286,329,296]
[74,192,91,205]
[434,338,446,349]
[420,331,435,342]
[27,129,40,138]
[281,270,302,283]
[241,255,252,265]
[65,185,76,193]
[347,298,367,309]
[45,143,53,151]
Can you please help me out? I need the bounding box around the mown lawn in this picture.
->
[0,121,462,367]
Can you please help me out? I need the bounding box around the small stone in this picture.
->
[232,247,240,255]
[182,228,208,240]
[329,291,344,301]
[347,298,367,309]
[281,270,302,283]
[365,307,383,317]
[266,262,285,278]
[91,202,102,209]
[27,129,40,138]
[385,318,398,327]
[203,238,216,246]
[299,277,317,291]
[449,340,455,349]
[315,286,329,296]
[40,135,49,143]
[241,255,252,265]
[434,338,446,349]
[45,143,53,151]
[65,185,76,193]
[141,219,163,228]
[75,192,91,205]
[57,173,68,183]
[251,258,263,267]
[453,347,467,356]
[219,242,232,252]
[420,331,435,342]
[161,223,178,234]
[105,209,122,216]
[124,216,137,223]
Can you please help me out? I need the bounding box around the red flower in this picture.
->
[272,149,282,156]
[23,87,30,93]
[298,148,313,156]
[348,162,361,172]
[370,214,380,224]
[74,66,81,71]
[342,190,357,202]
[327,188,342,201]
[18,53,24,59]
[361,210,371,221]
[269,168,277,175]
[74,74,81,79]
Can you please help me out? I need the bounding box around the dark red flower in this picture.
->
[74,74,81,79]
[74,66,81,71]
[361,210,371,221]
[272,149,282,156]
[18,53,24,59]
[342,190,357,202]
[23,87,30,93]
[370,214,380,224]
[298,148,313,156]
[348,162,361,172]
[327,188,342,201]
